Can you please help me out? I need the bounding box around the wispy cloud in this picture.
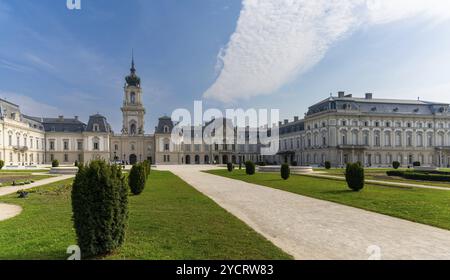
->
[0,58,32,73]
[24,53,56,71]
[0,90,62,117]
[204,0,450,103]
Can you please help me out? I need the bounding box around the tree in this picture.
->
[0,160,4,170]
[345,163,365,192]
[281,163,290,180]
[71,161,128,258]
[227,162,234,172]
[392,161,400,169]
[52,159,59,167]
[129,163,146,195]
[245,161,255,175]
[324,161,331,170]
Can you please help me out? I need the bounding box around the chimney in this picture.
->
[365,93,373,100]
[284,119,289,125]
[278,121,282,126]
[338,91,345,98]
[74,116,79,121]
[58,115,64,121]
[294,116,299,122]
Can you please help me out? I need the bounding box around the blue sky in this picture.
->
[1,0,450,132]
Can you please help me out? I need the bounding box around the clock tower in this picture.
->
[121,54,146,136]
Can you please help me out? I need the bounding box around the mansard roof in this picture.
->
[307,93,450,117]
[42,117,87,133]
[86,114,111,133]
[155,116,174,134]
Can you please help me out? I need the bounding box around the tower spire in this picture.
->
[130,49,136,74]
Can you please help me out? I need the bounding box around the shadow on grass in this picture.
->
[321,189,357,195]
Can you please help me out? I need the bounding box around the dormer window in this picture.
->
[163,125,169,133]
[393,108,399,112]
[93,124,99,132]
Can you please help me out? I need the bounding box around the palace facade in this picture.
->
[2,58,450,168]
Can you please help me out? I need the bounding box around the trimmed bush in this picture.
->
[281,163,290,180]
[0,160,4,170]
[239,162,242,170]
[129,163,147,195]
[245,161,255,175]
[52,159,59,168]
[71,160,128,258]
[227,162,234,172]
[345,163,365,192]
[291,161,298,167]
[392,161,400,169]
[413,161,421,167]
[324,161,331,169]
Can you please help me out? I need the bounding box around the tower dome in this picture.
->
[125,52,141,87]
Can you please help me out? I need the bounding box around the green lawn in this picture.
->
[0,171,290,260]
[314,168,450,188]
[207,169,450,231]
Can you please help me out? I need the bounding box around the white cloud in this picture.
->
[0,91,62,117]
[204,0,450,103]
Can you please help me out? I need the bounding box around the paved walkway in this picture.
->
[157,165,450,260]
[0,203,22,221]
[0,175,75,197]
[309,172,450,191]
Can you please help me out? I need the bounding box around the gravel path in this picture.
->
[157,165,450,260]
[0,203,22,221]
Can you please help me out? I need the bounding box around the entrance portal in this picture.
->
[129,154,137,165]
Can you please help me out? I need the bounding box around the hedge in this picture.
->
[387,170,450,182]
[71,160,128,258]
[52,159,59,167]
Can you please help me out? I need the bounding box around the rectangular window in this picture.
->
[64,154,69,162]
[50,141,55,151]
[77,141,83,151]
[50,154,54,161]
[64,141,69,151]
[165,144,170,151]
[8,135,12,146]
[94,143,99,150]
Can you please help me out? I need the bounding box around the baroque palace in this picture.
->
[2,58,450,168]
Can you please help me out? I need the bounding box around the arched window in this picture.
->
[130,92,136,104]
[164,125,170,133]
[406,132,413,147]
[352,131,358,145]
[374,132,380,147]
[395,132,402,147]
[385,132,391,146]
[363,132,369,146]
[130,123,137,135]
[417,133,423,147]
